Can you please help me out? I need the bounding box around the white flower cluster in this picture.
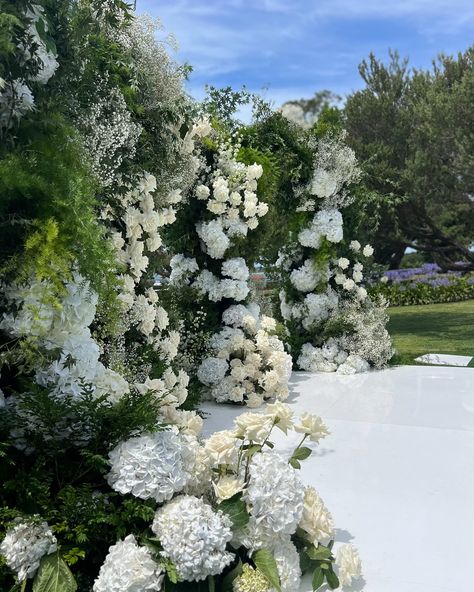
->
[107,427,199,502]
[297,340,369,375]
[152,495,234,581]
[0,5,58,127]
[289,258,330,293]
[77,87,142,187]
[243,452,305,539]
[105,172,190,406]
[279,130,391,375]
[309,134,360,210]
[0,519,57,581]
[93,534,164,592]
[298,209,343,248]
[335,544,363,588]
[95,405,361,590]
[0,275,129,404]
[197,304,292,406]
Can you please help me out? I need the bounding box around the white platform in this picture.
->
[201,366,474,592]
[415,353,473,367]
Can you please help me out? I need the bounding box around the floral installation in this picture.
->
[275,134,393,374]
[167,133,292,405]
[90,403,362,591]
[0,3,367,592]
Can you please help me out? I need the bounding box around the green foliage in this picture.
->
[32,552,77,592]
[252,548,281,592]
[0,114,121,320]
[218,493,250,529]
[344,47,474,270]
[370,276,474,306]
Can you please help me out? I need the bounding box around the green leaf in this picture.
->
[218,494,250,529]
[312,566,325,590]
[221,559,243,591]
[253,549,281,592]
[289,458,301,469]
[291,446,312,461]
[32,552,77,592]
[326,568,340,590]
[305,545,333,561]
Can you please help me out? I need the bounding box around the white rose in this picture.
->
[294,413,329,442]
[336,544,362,587]
[204,430,238,466]
[212,475,244,501]
[265,402,294,434]
[234,412,273,442]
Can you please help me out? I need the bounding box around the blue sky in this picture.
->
[136,0,474,107]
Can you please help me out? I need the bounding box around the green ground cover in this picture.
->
[388,300,474,367]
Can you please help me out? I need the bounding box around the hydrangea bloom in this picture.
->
[93,534,164,592]
[152,495,234,581]
[232,563,270,592]
[107,428,198,502]
[244,452,304,538]
[273,538,302,592]
[0,519,57,581]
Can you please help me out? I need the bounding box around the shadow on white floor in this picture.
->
[201,366,474,592]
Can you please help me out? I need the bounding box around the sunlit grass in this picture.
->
[388,300,474,367]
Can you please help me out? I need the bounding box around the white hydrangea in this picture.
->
[1,275,129,405]
[244,452,304,538]
[169,254,199,285]
[311,168,338,198]
[272,538,302,592]
[223,304,260,329]
[152,495,234,581]
[336,354,370,375]
[197,357,229,385]
[107,428,198,502]
[298,487,334,544]
[0,519,57,581]
[221,257,249,281]
[290,259,326,293]
[349,240,361,252]
[196,220,230,259]
[335,544,362,588]
[93,534,164,592]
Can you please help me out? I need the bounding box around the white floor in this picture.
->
[201,366,474,592]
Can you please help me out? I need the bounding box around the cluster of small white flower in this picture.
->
[169,131,290,405]
[0,274,129,404]
[197,304,292,406]
[0,519,57,582]
[279,132,391,375]
[106,427,200,503]
[104,172,192,408]
[298,208,344,248]
[77,87,142,187]
[308,134,360,210]
[0,5,58,127]
[93,534,164,592]
[152,495,234,581]
[297,340,370,375]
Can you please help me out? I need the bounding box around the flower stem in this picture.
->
[208,575,215,592]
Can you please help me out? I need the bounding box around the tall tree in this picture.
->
[344,49,474,270]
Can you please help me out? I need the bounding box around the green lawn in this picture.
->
[388,299,474,367]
